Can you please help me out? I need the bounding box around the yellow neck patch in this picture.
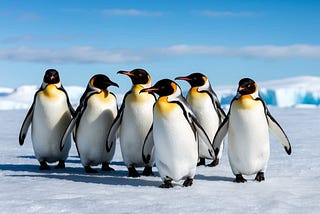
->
[155,96,178,116]
[234,95,257,110]
[41,84,61,99]
[127,85,151,102]
[89,90,114,105]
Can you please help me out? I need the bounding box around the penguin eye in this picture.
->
[247,84,251,88]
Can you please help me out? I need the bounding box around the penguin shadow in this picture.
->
[195,173,233,182]
[1,156,161,187]
[17,155,81,164]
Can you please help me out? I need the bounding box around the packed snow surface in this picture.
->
[0,107,319,213]
[1,76,320,110]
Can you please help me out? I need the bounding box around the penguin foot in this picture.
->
[197,158,206,166]
[84,166,98,173]
[39,161,50,170]
[128,167,140,177]
[234,174,247,183]
[141,166,154,176]
[159,180,173,188]
[206,159,219,167]
[55,161,65,169]
[101,162,115,172]
[255,172,265,182]
[183,178,193,187]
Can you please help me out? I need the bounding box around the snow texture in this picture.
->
[0,107,319,213]
[1,76,320,110]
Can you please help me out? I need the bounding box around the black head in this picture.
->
[117,68,150,85]
[90,74,119,90]
[237,78,256,95]
[175,72,206,87]
[43,69,60,84]
[141,79,177,97]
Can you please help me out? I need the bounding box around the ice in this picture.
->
[1,76,320,110]
[0,107,319,213]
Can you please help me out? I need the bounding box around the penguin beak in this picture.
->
[107,81,119,88]
[238,86,245,93]
[140,87,158,94]
[117,70,134,77]
[175,76,192,82]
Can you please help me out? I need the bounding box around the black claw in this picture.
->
[183,178,193,187]
[206,159,219,167]
[255,172,265,182]
[128,166,140,177]
[101,162,115,172]
[197,158,206,166]
[159,180,173,188]
[84,166,99,173]
[234,174,247,183]
[55,160,65,169]
[141,166,154,176]
[39,161,50,170]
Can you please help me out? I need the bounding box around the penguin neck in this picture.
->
[155,96,177,116]
[98,89,109,98]
[235,95,258,109]
[42,84,60,98]
[128,84,152,102]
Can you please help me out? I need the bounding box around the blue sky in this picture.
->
[1,0,320,93]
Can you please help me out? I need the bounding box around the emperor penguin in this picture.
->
[175,72,226,167]
[107,68,156,177]
[19,69,74,170]
[60,74,118,173]
[141,79,215,188]
[213,78,292,182]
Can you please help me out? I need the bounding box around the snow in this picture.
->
[0,107,319,213]
[1,76,320,110]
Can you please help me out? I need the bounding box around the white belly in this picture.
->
[153,108,198,182]
[32,94,72,163]
[76,95,117,166]
[188,96,220,158]
[119,99,154,167]
[228,103,270,175]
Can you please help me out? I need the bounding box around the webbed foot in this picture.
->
[234,174,247,183]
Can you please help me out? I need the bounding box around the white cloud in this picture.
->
[101,9,163,16]
[192,10,261,17]
[0,46,142,64]
[0,45,320,64]
[157,44,320,59]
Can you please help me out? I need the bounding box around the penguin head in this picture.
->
[89,74,119,90]
[175,72,207,87]
[141,79,181,98]
[118,69,151,85]
[237,78,258,97]
[43,69,60,84]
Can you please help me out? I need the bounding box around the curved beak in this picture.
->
[140,87,158,94]
[108,80,119,88]
[117,70,134,77]
[175,76,192,81]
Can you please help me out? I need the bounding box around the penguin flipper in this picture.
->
[213,115,229,156]
[106,106,123,152]
[142,126,154,164]
[267,112,292,155]
[19,102,34,146]
[60,115,78,151]
[189,113,215,159]
[59,86,75,116]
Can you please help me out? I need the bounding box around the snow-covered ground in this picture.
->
[0,107,319,213]
[1,76,320,110]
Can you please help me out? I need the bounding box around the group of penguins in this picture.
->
[19,68,292,188]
